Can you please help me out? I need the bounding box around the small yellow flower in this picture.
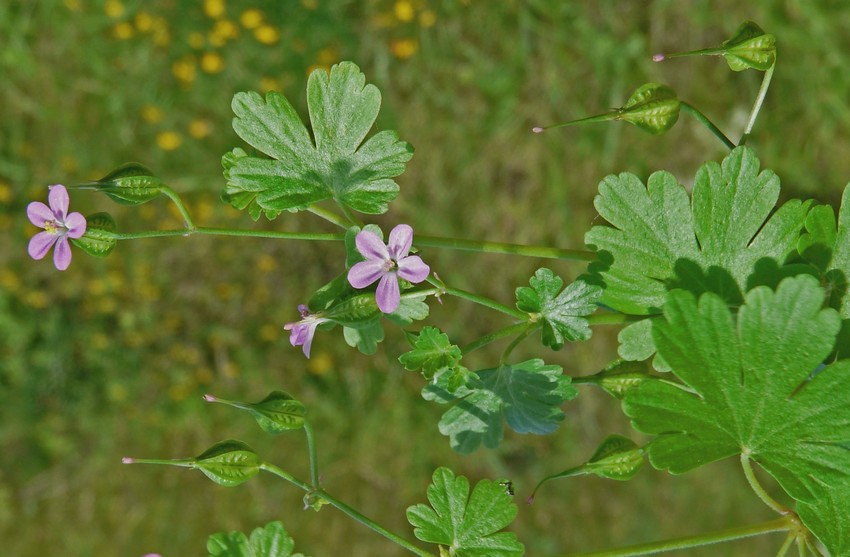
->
[212,19,239,40]
[239,8,264,29]
[390,37,418,59]
[308,352,334,375]
[152,23,170,46]
[112,22,134,39]
[200,51,224,73]
[171,56,196,83]
[300,0,318,9]
[394,0,415,22]
[141,104,164,123]
[0,268,20,291]
[188,31,205,49]
[64,0,81,11]
[253,24,280,45]
[61,155,78,173]
[419,9,437,27]
[0,182,12,203]
[203,0,225,19]
[259,323,279,342]
[156,131,183,151]
[316,46,338,67]
[188,118,212,139]
[134,10,154,32]
[104,0,124,18]
[259,76,281,93]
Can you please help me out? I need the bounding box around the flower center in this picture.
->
[43,219,67,236]
[384,258,398,272]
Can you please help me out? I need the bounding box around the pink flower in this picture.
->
[283,304,329,358]
[347,224,430,313]
[27,185,87,271]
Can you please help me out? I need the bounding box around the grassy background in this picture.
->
[2,1,849,555]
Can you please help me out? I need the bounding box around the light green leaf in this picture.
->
[623,275,850,503]
[223,62,413,218]
[406,467,524,557]
[515,269,602,350]
[71,212,117,258]
[722,21,776,71]
[78,162,163,206]
[399,326,463,381]
[531,435,644,500]
[425,359,577,453]
[343,319,384,355]
[193,440,261,487]
[208,521,307,557]
[618,83,680,134]
[797,479,850,557]
[204,391,306,434]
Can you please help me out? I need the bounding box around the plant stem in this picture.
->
[303,421,320,489]
[500,327,532,365]
[587,313,650,326]
[260,463,436,557]
[415,234,597,261]
[741,454,789,514]
[307,205,350,229]
[739,64,775,145]
[442,285,527,319]
[107,227,345,242]
[160,185,196,228]
[558,516,791,557]
[680,102,736,150]
[461,322,531,354]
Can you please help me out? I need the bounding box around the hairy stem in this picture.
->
[741,454,789,514]
[303,421,320,489]
[160,185,195,228]
[260,463,435,557]
[462,322,532,355]
[442,285,527,319]
[107,227,344,242]
[307,205,351,229]
[558,516,791,557]
[680,102,736,150]
[739,64,775,145]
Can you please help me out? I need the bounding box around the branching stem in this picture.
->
[739,64,775,145]
[740,454,789,514]
[680,102,736,150]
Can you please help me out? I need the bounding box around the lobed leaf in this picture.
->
[223,62,413,219]
[406,467,524,557]
[623,275,850,504]
[208,521,307,557]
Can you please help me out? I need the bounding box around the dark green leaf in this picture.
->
[205,391,306,434]
[623,276,850,503]
[406,467,524,557]
[224,62,413,218]
[426,359,577,453]
[80,162,163,206]
[193,440,261,487]
[797,479,850,557]
[207,521,307,557]
[516,269,602,349]
[342,319,384,355]
[722,21,776,71]
[71,212,117,258]
[398,326,463,380]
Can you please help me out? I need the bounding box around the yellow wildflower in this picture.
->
[112,22,134,39]
[104,0,124,18]
[301,0,318,9]
[419,9,437,27]
[188,118,212,139]
[135,11,154,32]
[239,8,264,29]
[200,51,224,73]
[0,182,12,203]
[64,0,81,11]
[188,31,205,49]
[203,0,225,19]
[259,76,281,93]
[394,0,415,22]
[253,24,280,45]
[212,19,239,41]
[390,37,418,59]
[171,56,196,83]
[156,131,183,151]
[141,104,164,123]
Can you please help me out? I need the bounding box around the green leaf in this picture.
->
[616,320,670,372]
[222,148,271,221]
[585,147,811,361]
[574,359,653,399]
[208,521,307,557]
[399,326,463,380]
[722,21,776,71]
[205,391,306,434]
[623,275,850,503]
[71,212,117,258]
[223,62,413,219]
[193,440,261,487]
[797,479,850,557]
[385,294,430,326]
[531,435,644,499]
[79,162,163,205]
[342,319,384,355]
[617,83,680,134]
[425,359,577,453]
[515,269,602,349]
[406,467,524,557]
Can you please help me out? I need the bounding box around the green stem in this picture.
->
[106,227,344,242]
[303,421,320,489]
[776,532,795,557]
[415,235,597,261]
[741,454,789,514]
[461,322,532,355]
[739,64,775,145]
[260,463,435,557]
[338,202,364,228]
[558,516,791,557]
[680,102,736,150]
[307,205,351,229]
[587,313,651,326]
[500,327,533,365]
[443,285,527,319]
[160,185,195,228]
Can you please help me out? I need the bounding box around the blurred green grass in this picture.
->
[2,1,849,555]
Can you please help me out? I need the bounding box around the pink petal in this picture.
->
[355,230,389,261]
[397,255,430,283]
[28,231,57,260]
[53,236,72,270]
[65,212,87,238]
[387,224,414,259]
[48,185,70,220]
[348,260,386,289]
[27,201,54,227]
[375,273,400,313]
